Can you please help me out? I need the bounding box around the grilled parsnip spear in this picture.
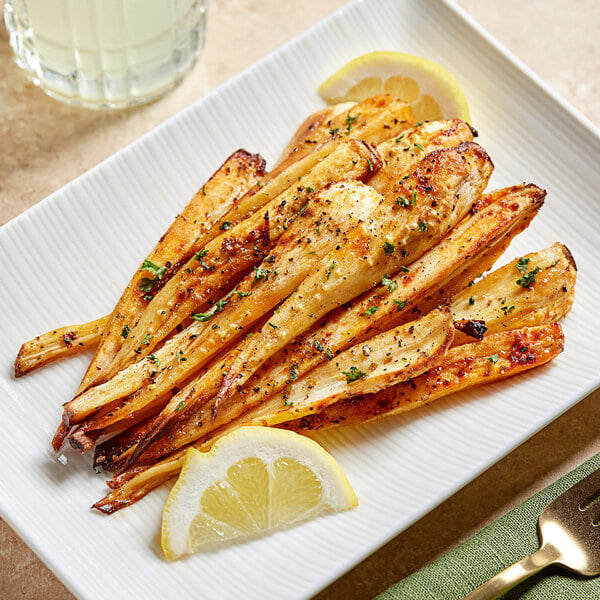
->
[216,142,493,407]
[279,323,565,432]
[242,308,455,426]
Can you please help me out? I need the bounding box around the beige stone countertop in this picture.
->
[1,1,599,599]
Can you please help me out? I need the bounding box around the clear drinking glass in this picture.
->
[4,0,207,109]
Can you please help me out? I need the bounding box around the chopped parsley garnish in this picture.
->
[201,185,206,195]
[231,289,250,298]
[418,221,428,232]
[305,186,314,193]
[396,196,410,207]
[414,121,424,127]
[325,261,336,280]
[268,322,280,329]
[141,333,153,346]
[121,324,130,339]
[501,304,515,316]
[414,142,425,151]
[393,299,408,312]
[488,353,499,364]
[191,312,212,322]
[220,221,232,230]
[288,363,299,382]
[383,241,395,255]
[176,349,184,363]
[325,348,335,360]
[345,112,360,133]
[214,298,229,313]
[382,274,397,292]
[146,354,160,368]
[468,296,475,306]
[139,259,167,291]
[367,158,374,171]
[175,401,186,413]
[395,134,405,143]
[516,260,541,288]
[342,366,367,383]
[257,181,265,188]
[284,398,294,407]
[515,257,530,274]
[411,190,417,205]
[400,265,410,273]
[364,305,379,316]
[194,249,211,270]
[252,266,270,286]
[329,128,340,135]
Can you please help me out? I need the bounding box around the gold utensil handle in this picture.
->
[462,545,558,600]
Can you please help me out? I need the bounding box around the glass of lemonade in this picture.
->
[4,0,207,109]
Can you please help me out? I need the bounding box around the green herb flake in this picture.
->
[345,112,360,133]
[516,266,541,289]
[414,142,425,151]
[139,259,167,291]
[191,312,213,322]
[146,354,160,369]
[393,299,408,312]
[176,349,183,363]
[400,265,410,273]
[395,196,410,208]
[515,257,530,274]
[342,366,367,383]
[141,333,153,346]
[220,221,233,231]
[325,348,335,360]
[382,274,397,292]
[305,186,314,194]
[288,363,299,382]
[175,400,186,413]
[252,266,270,287]
[364,305,379,316]
[411,190,417,205]
[325,261,336,280]
[121,324,130,339]
[395,134,405,143]
[468,296,475,306]
[268,322,280,329]
[418,221,428,232]
[488,353,499,364]
[383,241,395,255]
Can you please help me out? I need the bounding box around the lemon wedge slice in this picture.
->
[318,51,470,123]
[161,427,357,559]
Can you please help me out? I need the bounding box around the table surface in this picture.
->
[1,1,599,598]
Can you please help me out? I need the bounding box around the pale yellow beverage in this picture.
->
[4,0,206,108]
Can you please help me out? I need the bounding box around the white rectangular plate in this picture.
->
[1,1,599,598]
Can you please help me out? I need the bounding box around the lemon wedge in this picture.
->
[161,426,357,559]
[318,51,470,123]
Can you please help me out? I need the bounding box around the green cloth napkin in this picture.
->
[377,452,600,600]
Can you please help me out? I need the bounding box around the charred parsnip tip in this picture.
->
[67,181,384,448]
[76,149,266,396]
[242,307,454,426]
[216,141,494,407]
[279,323,565,432]
[14,315,109,377]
